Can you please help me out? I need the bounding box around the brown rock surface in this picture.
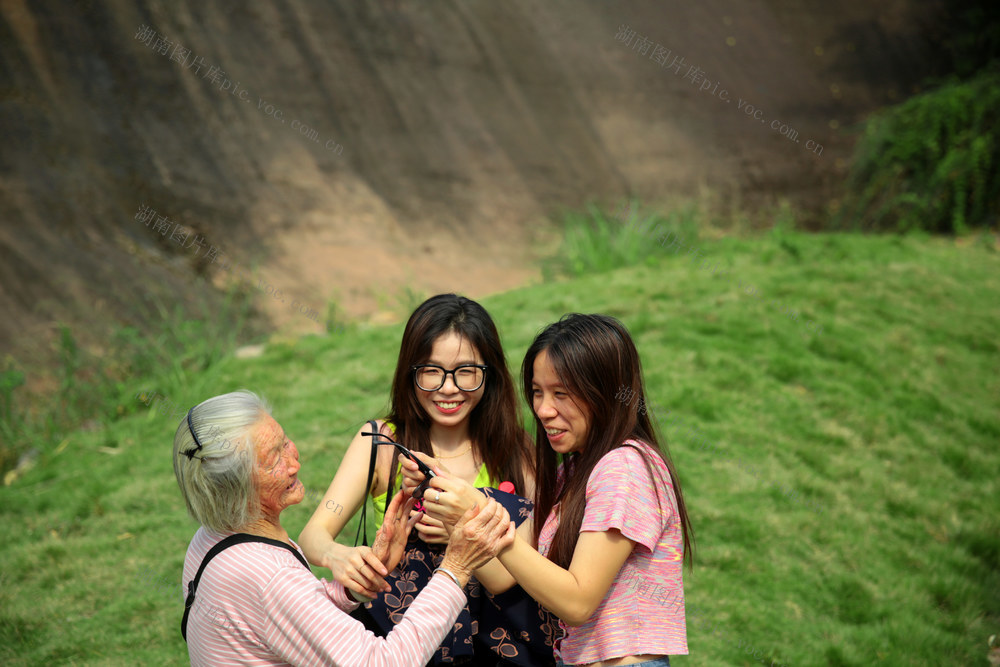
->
[0,0,945,381]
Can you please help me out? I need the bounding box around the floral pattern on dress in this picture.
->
[367,488,558,665]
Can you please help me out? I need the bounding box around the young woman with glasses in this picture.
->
[299,294,558,666]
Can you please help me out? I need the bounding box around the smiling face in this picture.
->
[251,414,304,516]
[414,331,485,427]
[531,349,591,454]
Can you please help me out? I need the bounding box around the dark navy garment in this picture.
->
[366,488,560,665]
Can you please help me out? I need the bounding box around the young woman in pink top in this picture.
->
[401,314,695,666]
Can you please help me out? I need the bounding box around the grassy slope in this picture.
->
[1,231,997,666]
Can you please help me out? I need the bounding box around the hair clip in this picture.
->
[183,407,205,460]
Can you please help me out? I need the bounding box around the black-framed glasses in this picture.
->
[361,429,436,498]
[411,364,488,392]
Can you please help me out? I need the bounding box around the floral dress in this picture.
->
[367,486,560,665]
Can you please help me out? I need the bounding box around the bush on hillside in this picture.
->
[837,68,999,234]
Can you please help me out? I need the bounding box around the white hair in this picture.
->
[172,390,271,533]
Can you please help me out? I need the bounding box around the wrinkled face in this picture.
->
[531,350,591,454]
[252,415,304,516]
[414,332,485,428]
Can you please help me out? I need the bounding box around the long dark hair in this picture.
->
[385,294,530,499]
[523,313,694,569]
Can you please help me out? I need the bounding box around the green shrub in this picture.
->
[837,68,999,234]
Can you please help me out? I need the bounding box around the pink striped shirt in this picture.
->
[538,440,688,664]
[182,527,466,666]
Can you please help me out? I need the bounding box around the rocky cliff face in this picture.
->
[0,0,943,375]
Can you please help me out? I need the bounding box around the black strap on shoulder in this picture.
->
[354,419,380,547]
[181,533,310,642]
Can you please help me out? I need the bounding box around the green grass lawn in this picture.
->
[1,230,997,666]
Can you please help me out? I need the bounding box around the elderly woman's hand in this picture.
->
[438,498,515,583]
[371,490,422,575]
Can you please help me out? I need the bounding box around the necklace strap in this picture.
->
[433,442,473,459]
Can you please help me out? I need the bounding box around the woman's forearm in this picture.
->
[497,530,635,626]
[299,522,346,568]
[496,535,592,623]
[473,557,517,594]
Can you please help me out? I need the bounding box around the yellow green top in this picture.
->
[369,421,499,529]
[372,463,496,530]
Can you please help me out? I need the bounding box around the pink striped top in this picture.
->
[182,527,466,666]
[537,440,688,664]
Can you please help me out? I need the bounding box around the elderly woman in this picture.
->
[173,391,515,666]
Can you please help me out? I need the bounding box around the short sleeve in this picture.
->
[580,444,666,552]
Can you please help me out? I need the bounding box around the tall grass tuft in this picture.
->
[0,364,26,472]
[545,201,699,279]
